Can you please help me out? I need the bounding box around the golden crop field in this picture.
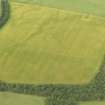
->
[0,2,105,84]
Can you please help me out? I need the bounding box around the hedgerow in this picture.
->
[0,0,10,28]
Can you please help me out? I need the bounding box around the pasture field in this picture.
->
[0,2,105,84]
[80,102,105,105]
[11,0,105,17]
[0,92,105,105]
[0,92,45,105]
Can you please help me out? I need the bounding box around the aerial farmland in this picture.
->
[0,0,105,105]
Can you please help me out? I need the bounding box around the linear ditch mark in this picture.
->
[0,0,10,28]
[0,56,105,105]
